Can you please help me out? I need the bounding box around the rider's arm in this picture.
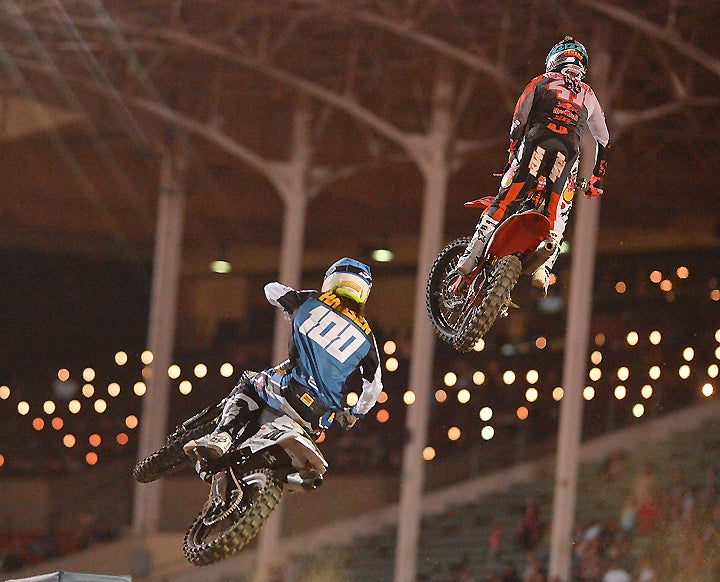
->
[584,87,611,196]
[350,334,383,417]
[264,282,314,316]
[585,87,610,172]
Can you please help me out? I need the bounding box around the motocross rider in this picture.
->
[455,36,610,297]
[184,257,384,463]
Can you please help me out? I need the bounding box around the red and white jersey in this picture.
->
[510,72,610,148]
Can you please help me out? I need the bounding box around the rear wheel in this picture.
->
[453,254,522,352]
[133,420,217,483]
[426,237,471,345]
[183,468,283,566]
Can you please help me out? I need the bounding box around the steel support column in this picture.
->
[131,132,187,571]
[548,188,600,581]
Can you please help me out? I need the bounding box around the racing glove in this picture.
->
[585,174,603,198]
[335,408,359,430]
[586,144,609,198]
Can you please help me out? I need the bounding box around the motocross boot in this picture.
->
[456,214,499,275]
[184,430,233,461]
[532,231,562,298]
[184,387,262,462]
[451,214,499,294]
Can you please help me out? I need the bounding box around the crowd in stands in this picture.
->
[429,459,720,581]
[0,512,118,574]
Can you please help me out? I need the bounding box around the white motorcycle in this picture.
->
[133,373,327,566]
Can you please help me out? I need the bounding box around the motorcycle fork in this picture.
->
[464,257,495,306]
[210,470,229,504]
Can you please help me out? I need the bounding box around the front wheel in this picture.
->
[453,254,522,352]
[183,468,284,566]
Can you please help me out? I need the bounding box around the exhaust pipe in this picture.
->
[285,471,324,491]
[522,239,556,275]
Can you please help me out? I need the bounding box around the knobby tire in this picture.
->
[183,468,283,566]
[425,237,471,346]
[453,254,522,352]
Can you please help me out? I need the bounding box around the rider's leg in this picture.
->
[532,152,576,297]
[184,372,263,461]
[454,138,537,277]
[252,368,321,433]
[455,177,533,276]
[531,229,562,297]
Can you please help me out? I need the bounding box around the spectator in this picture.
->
[517,498,544,551]
[575,524,602,582]
[636,496,660,535]
[619,496,637,539]
[680,486,698,524]
[709,500,720,530]
[603,450,628,482]
[488,522,505,560]
[667,467,687,521]
[0,545,24,573]
[636,561,657,582]
[632,464,656,505]
[448,558,475,582]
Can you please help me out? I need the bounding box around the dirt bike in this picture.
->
[133,372,327,566]
[426,179,563,353]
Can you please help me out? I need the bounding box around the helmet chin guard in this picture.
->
[321,258,372,305]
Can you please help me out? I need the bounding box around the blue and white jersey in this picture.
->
[264,283,383,416]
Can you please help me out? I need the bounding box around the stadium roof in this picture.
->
[1,1,719,275]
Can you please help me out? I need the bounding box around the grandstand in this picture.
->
[2,249,719,580]
[3,394,718,581]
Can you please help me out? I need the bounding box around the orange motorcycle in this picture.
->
[425,187,560,352]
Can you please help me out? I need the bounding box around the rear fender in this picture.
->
[240,415,328,475]
[487,211,551,259]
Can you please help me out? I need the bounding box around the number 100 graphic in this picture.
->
[298,306,366,363]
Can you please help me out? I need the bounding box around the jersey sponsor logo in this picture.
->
[528,146,545,177]
[549,152,567,182]
[298,304,368,364]
[552,102,579,124]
